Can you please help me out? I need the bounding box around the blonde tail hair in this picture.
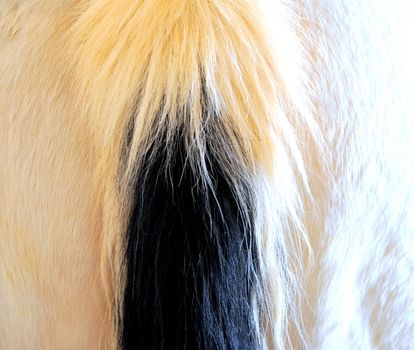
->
[70,0,315,348]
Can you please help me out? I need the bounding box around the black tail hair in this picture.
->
[121,112,260,349]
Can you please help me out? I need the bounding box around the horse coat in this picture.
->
[0,0,413,349]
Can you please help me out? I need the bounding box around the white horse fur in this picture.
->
[0,0,413,349]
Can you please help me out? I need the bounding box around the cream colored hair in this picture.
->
[1,0,414,349]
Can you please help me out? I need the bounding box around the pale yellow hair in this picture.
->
[70,0,316,347]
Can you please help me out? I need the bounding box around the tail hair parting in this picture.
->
[70,0,315,348]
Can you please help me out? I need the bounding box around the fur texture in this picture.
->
[1,0,414,349]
